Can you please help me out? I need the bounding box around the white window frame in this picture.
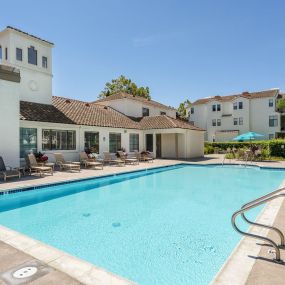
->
[269,115,278,127]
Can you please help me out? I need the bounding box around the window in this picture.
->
[20,128,37,158]
[269,115,278,127]
[28,46,37,65]
[239,102,243,109]
[212,119,216,126]
[269,99,274,107]
[217,119,221,126]
[16,48,22,61]
[212,105,216,112]
[42,129,76,150]
[233,102,237,110]
[42,56,47,68]
[217,104,221,111]
[160,111,166,115]
[269,134,275,140]
[5,48,8,60]
[129,133,139,152]
[191,107,194,114]
[233,118,238,125]
[109,133,121,153]
[84,132,99,153]
[142,107,149,117]
[239,117,243,125]
[0,46,2,61]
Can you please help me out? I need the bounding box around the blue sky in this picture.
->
[2,0,285,107]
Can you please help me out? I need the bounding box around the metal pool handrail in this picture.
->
[240,187,285,245]
[232,192,285,262]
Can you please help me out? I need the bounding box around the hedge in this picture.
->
[205,139,285,158]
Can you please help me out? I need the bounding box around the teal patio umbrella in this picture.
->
[233,131,264,142]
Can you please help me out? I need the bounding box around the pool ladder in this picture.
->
[231,186,285,262]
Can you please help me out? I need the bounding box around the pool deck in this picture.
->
[1,156,285,284]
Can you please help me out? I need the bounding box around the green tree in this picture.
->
[178,99,191,119]
[99,75,151,99]
[277,98,285,111]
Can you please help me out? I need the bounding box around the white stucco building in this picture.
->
[0,26,204,167]
[189,89,285,142]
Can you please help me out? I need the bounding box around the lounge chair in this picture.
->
[54,153,81,172]
[103,152,125,166]
[117,151,139,165]
[138,151,154,162]
[26,153,53,176]
[80,152,103,169]
[0,156,21,181]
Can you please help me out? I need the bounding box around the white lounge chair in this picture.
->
[54,153,81,172]
[80,152,103,169]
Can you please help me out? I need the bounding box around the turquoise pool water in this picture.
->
[0,165,284,285]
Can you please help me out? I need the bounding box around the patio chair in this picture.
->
[139,151,154,162]
[80,152,103,169]
[26,153,53,176]
[54,153,81,172]
[0,156,21,182]
[103,152,125,166]
[117,151,139,165]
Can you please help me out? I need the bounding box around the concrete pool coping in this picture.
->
[0,225,136,285]
[211,180,285,285]
[1,157,285,284]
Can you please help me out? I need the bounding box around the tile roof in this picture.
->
[94,92,176,110]
[20,101,75,124]
[20,96,204,131]
[6,26,54,46]
[52,96,140,129]
[139,115,204,131]
[192,89,279,106]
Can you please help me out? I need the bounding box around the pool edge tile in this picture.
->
[0,225,136,285]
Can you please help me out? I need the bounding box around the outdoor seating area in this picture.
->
[0,150,156,182]
[223,146,264,162]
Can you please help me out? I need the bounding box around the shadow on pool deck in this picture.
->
[245,201,285,285]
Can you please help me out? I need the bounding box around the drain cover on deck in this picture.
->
[13,266,38,279]
[0,259,54,285]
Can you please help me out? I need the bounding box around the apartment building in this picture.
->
[189,89,283,142]
[0,26,204,167]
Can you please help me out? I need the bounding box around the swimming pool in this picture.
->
[0,164,284,285]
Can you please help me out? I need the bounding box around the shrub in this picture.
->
[268,140,285,157]
[204,145,214,154]
[225,153,235,159]
[205,139,285,158]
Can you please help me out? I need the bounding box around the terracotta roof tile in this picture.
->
[52,96,140,129]
[20,101,75,124]
[20,96,203,131]
[94,92,176,110]
[139,115,204,131]
[192,89,279,106]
